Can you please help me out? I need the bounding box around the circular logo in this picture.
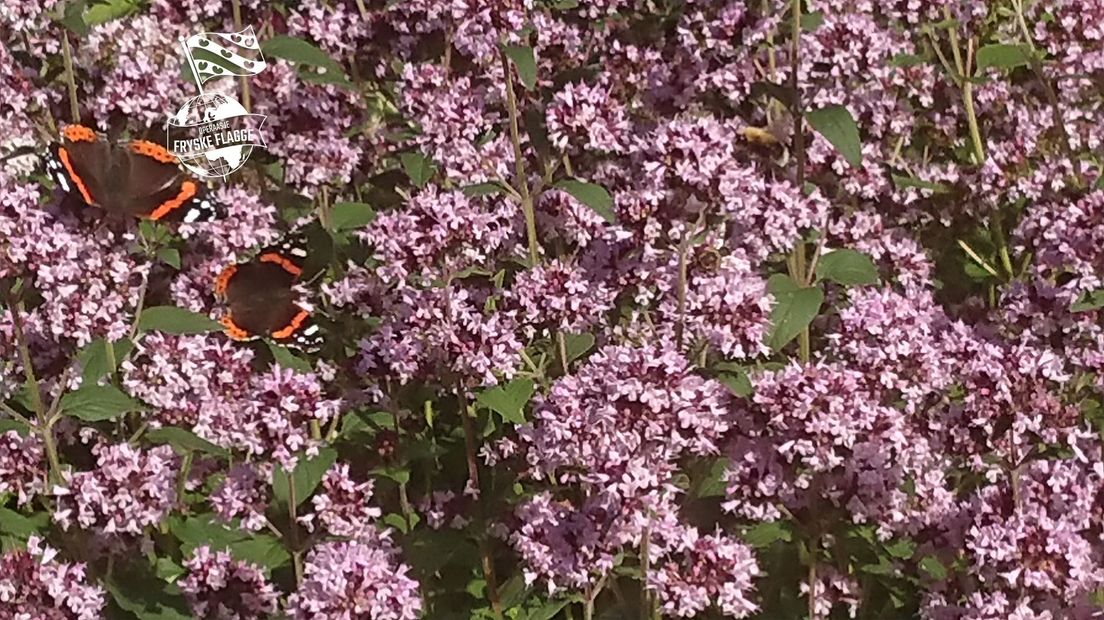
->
[166,92,264,178]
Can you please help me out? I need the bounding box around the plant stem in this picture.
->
[128,273,149,340]
[584,572,608,620]
[287,470,303,585]
[675,239,689,349]
[557,331,569,375]
[788,0,811,363]
[0,403,33,428]
[962,38,986,164]
[807,536,819,620]
[455,382,504,618]
[7,296,63,484]
[640,522,652,620]
[61,34,79,122]
[385,380,415,531]
[353,0,369,20]
[318,185,333,232]
[231,0,252,112]
[499,50,541,266]
[175,451,194,506]
[1011,0,1080,185]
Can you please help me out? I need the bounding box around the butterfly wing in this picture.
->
[218,231,321,350]
[49,125,114,209]
[125,140,218,223]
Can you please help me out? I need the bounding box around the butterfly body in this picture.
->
[48,125,217,223]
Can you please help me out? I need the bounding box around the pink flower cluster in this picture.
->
[0,536,104,619]
[2,0,1104,617]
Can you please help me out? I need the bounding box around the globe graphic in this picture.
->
[167,92,253,178]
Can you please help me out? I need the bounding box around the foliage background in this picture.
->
[1,0,1103,618]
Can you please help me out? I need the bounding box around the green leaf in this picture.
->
[886,539,916,560]
[261,35,351,87]
[743,521,792,548]
[815,249,879,286]
[559,332,595,366]
[476,378,535,425]
[1071,289,1104,313]
[806,104,863,168]
[228,535,290,571]
[554,179,617,223]
[975,43,1031,73]
[330,202,376,232]
[138,306,222,335]
[267,342,313,373]
[56,0,89,35]
[462,182,509,198]
[106,572,192,620]
[690,456,730,498]
[766,275,824,351]
[524,600,570,620]
[718,371,753,397]
[0,507,49,540]
[145,427,228,457]
[400,152,436,188]
[60,385,143,422]
[862,559,897,576]
[77,337,134,383]
[157,248,181,269]
[919,555,948,580]
[891,173,951,194]
[373,466,410,485]
[273,447,338,508]
[503,45,538,90]
[0,420,28,435]
[171,514,248,553]
[800,11,824,30]
[890,53,925,68]
[83,0,139,26]
[154,557,186,582]
[383,513,418,534]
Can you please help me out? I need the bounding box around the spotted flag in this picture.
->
[183,26,266,86]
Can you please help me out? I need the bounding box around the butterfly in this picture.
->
[214,235,324,352]
[46,124,218,223]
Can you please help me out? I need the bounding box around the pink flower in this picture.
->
[287,540,422,620]
[53,443,178,536]
[0,536,105,619]
[180,546,280,620]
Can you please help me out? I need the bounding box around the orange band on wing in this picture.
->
[259,253,303,277]
[220,315,253,341]
[62,125,97,143]
[272,309,310,339]
[149,181,198,221]
[214,264,238,297]
[130,140,178,163]
[58,147,96,205]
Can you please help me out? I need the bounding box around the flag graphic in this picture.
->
[182,26,266,87]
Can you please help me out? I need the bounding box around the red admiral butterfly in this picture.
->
[214,236,324,352]
[46,125,218,223]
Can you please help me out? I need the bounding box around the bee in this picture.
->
[739,125,781,146]
[739,113,792,167]
[693,247,722,274]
